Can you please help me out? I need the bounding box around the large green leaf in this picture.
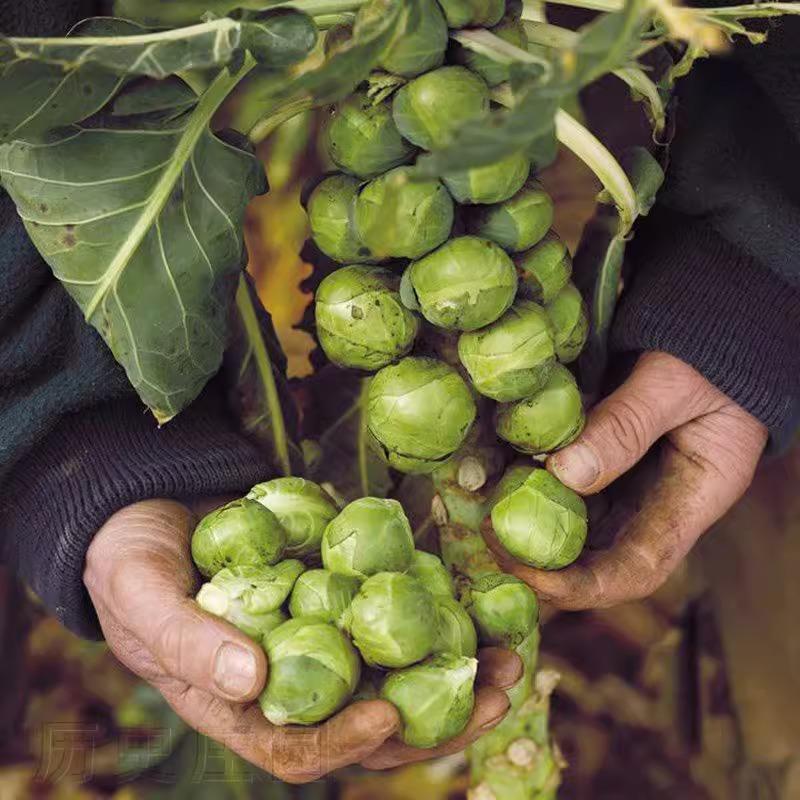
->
[0,73,265,422]
[0,11,317,142]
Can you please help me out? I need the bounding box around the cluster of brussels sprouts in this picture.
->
[307,0,591,570]
[192,478,540,747]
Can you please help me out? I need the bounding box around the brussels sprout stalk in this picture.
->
[432,457,562,799]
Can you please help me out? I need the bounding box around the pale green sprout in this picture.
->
[468,181,554,253]
[199,561,304,615]
[288,569,362,624]
[547,282,589,363]
[343,572,436,668]
[495,363,585,454]
[437,0,506,28]
[259,618,361,726]
[410,550,455,598]
[247,478,338,559]
[458,300,556,402]
[393,66,489,151]
[324,92,417,178]
[307,174,374,264]
[379,0,448,77]
[516,230,572,304]
[191,499,286,578]
[491,469,588,570]
[354,166,454,260]
[403,237,518,332]
[380,654,477,748]
[315,266,419,371]
[466,572,539,648]
[443,151,530,205]
[367,357,477,474]
[434,596,478,657]
[196,581,287,644]
[322,497,415,578]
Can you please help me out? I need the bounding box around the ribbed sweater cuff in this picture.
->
[0,387,272,639]
[611,214,800,449]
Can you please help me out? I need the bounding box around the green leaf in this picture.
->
[247,0,405,142]
[0,12,317,143]
[573,209,626,395]
[225,276,304,476]
[304,368,392,502]
[574,148,663,393]
[0,65,264,422]
[113,0,264,27]
[290,0,405,104]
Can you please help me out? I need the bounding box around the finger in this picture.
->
[361,686,510,770]
[548,352,718,494]
[476,647,523,690]
[490,424,765,609]
[86,500,268,702]
[162,683,399,784]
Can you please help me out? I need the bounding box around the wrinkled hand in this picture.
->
[85,499,520,783]
[485,352,768,608]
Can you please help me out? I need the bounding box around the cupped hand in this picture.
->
[484,351,768,609]
[85,499,520,783]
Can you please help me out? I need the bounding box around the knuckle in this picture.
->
[601,398,655,458]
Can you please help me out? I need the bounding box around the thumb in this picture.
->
[86,500,268,703]
[547,352,717,494]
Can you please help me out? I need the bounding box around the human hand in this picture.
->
[484,352,768,609]
[85,499,520,782]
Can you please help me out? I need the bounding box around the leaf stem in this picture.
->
[543,0,623,11]
[235,275,293,476]
[612,65,666,136]
[83,55,257,328]
[554,109,638,233]
[248,96,315,144]
[271,0,369,14]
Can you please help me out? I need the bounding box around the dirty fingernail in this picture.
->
[550,443,599,490]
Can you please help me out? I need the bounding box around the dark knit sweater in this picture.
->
[1,3,799,638]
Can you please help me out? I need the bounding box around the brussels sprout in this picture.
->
[443,151,529,205]
[466,572,539,648]
[457,16,527,86]
[247,478,338,559]
[324,92,417,178]
[288,569,361,624]
[322,497,415,578]
[259,618,361,726]
[434,596,478,657]
[491,469,588,569]
[546,282,589,363]
[197,582,288,644]
[380,654,477,748]
[343,572,436,668]
[403,237,518,332]
[488,462,535,509]
[307,174,373,264]
[379,0,448,77]
[495,363,585,454]
[410,550,455,598]
[393,67,489,151]
[468,181,554,253]
[354,166,454,260]
[191,499,286,578]
[367,357,477,474]
[314,266,419,371]
[458,300,556,402]
[437,0,506,28]
[517,231,572,304]
[200,561,305,617]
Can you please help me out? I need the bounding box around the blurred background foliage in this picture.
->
[1,66,799,800]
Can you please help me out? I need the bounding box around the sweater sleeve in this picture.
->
[611,19,800,449]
